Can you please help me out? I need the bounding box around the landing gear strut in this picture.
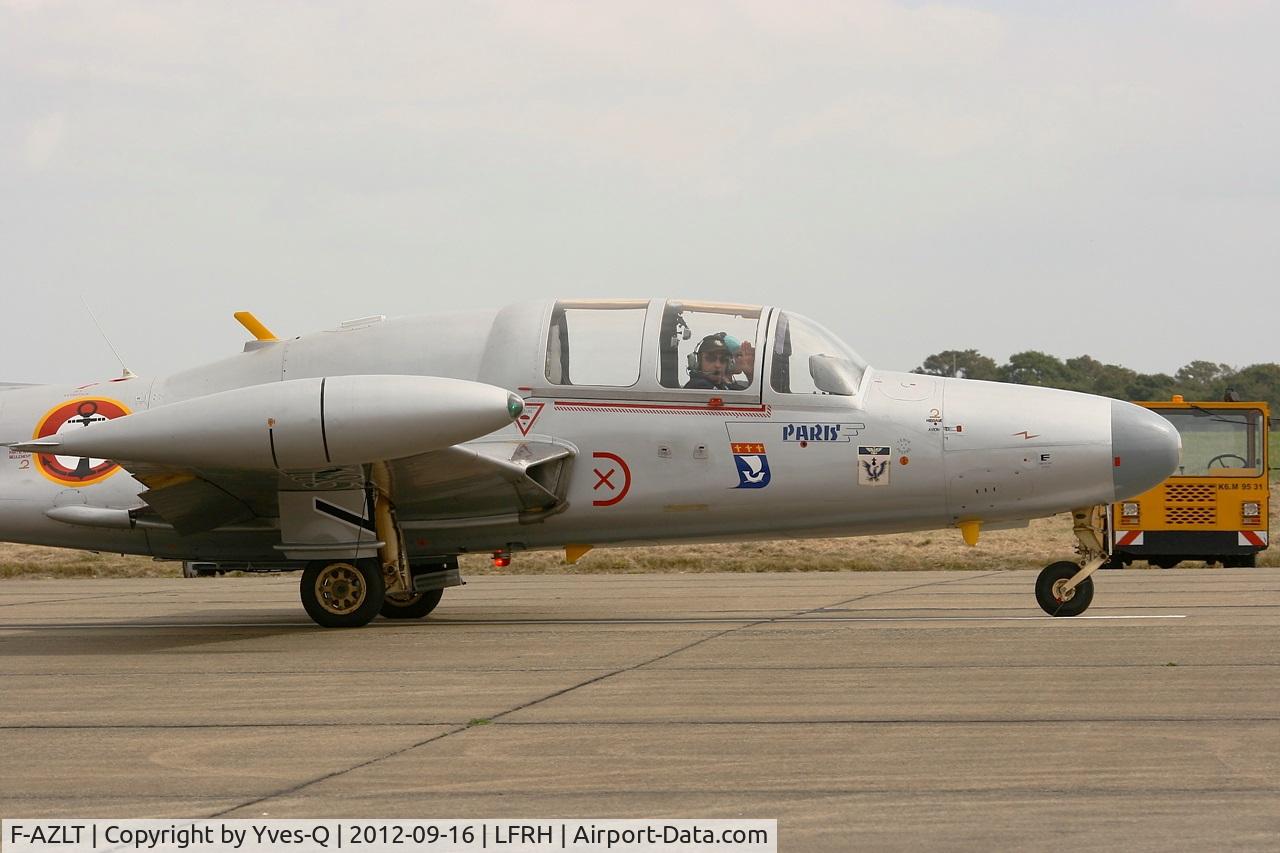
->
[380,558,461,619]
[1035,506,1109,617]
[286,466,460,627]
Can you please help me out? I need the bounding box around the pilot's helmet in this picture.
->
[697,333,740,360]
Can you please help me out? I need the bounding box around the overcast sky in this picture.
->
[3,0,1278,384]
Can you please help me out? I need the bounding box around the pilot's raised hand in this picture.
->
[737,339,756,381]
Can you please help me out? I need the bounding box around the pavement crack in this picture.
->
[206,725,471,818]
[202,575,1000,817]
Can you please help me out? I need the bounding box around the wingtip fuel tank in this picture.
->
[10,375,522,470]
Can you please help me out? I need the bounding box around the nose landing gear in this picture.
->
[1035,560,1096,616]
[1035,506,1109,617]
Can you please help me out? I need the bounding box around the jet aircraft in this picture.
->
[0,299,1180,627]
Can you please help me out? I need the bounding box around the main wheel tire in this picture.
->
[1151,557,1180,569]
[380,587,444,620]
[1036,561,1094,617]
[300,559,385,628]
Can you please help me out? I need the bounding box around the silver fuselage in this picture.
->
[0,300,1179,562]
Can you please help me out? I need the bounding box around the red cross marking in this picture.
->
[590,451,632,507]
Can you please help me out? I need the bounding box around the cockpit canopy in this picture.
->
[545,299,867,396]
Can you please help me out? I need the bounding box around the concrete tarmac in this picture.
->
[1,569,1278,851]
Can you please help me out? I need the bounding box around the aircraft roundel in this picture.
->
[31,397,131,486]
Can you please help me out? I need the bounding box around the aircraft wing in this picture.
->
[8,375,572,537]
[118,439,575,536]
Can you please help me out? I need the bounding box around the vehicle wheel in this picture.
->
[1223,554,1257,568]
[1035,561,1094,617]
[380,587,444,619]
[300,559,385,628]
[1151,557,1180,569]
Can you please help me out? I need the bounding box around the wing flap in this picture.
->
[138,477,257,536]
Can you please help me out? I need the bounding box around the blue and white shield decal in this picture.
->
[732,442,771,489]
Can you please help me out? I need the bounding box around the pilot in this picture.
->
[685,332,756,390]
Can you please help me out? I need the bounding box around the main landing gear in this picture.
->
[301,558,385,628]
[1035,506,1108,617]
[380,586,445,620]
[299,559,454,627]
[289,466,459,628]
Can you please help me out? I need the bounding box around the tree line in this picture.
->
[913,350,1280,410]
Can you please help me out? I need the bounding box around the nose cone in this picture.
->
[1111,400,1181,500]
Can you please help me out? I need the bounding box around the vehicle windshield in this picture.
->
[1155,407,1267,477]
[770,311,867,396]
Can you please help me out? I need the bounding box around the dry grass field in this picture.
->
[2,509,1276,579]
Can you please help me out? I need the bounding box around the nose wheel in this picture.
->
[1036,560,1095,617]
[1034,506,1111,617]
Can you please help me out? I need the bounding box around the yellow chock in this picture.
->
[957,520,982,546]
[565,544,593,565]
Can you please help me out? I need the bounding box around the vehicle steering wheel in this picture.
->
[1206,453,1248,469]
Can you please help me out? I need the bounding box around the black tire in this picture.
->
[1223,554,1257,568]
[300,559,385,628]
[1151,557,1180,570]
[380,587,444,620]
[1036,561,1094,617]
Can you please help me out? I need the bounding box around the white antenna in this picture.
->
[80,296,137,380]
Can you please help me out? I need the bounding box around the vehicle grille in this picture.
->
[1165,484,1216,502]
[1164,506,1217,525]
[1162,483,1217,526]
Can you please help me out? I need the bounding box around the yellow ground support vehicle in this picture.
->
[1108,397,1270,568]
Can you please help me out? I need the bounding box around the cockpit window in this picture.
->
[770,311,866,396]
[545,300,648,387]
[657,301,763,391]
